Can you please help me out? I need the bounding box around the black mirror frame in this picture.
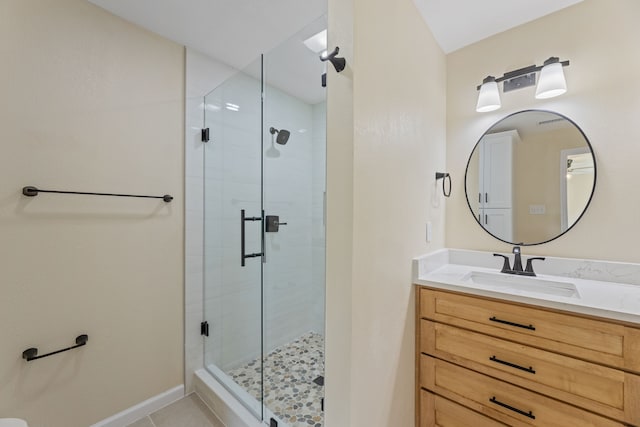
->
[464,109,597,246]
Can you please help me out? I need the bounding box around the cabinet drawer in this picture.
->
[421,319,640,424]
[420,390,507,427]
[419,287,640,372]
[420,356,627,427]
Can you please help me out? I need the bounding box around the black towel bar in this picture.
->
[22,186,173,202]
[22,334,89,362]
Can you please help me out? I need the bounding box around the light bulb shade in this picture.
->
[476,80,501,112]
[535,62,567,99]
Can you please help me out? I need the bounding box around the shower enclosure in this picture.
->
[202,18,327,427]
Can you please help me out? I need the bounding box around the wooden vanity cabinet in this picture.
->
[416,286,640,427]
[420,389,508,427]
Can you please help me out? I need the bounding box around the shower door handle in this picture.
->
[241,209,263,267]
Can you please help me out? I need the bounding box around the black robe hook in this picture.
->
[320,46,346,73]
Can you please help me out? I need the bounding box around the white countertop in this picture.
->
[413,249,640,324]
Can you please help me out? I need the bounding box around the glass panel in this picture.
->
[203,56,264,418]
[202,15,327,425]
[261,15,327,427]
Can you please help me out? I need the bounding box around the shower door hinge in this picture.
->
[201,128,210,142]
[200,321,209,337]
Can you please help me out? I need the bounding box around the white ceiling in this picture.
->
[412,0,583,54]
[88,0,327,70]
[89,0,327,104]
[88,0,583,101]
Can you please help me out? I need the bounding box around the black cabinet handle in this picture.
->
[489,397,535,419]
[490,356,536,374]
[489,316,536,331]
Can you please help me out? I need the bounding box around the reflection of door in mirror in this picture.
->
[465,110,596,245]
[560,148,595,232]
[476,130,518,242]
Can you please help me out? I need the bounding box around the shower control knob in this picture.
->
[265,215,286,232]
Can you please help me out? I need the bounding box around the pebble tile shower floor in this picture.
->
[227,332,324,427]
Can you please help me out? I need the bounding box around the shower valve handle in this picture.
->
[265,215,287,232]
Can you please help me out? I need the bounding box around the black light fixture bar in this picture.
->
[22,186,173,202]
[497,64,539,83]
[476,58,570,90]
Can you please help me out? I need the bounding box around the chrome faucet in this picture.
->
[493,246,545,276]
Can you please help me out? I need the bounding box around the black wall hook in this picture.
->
[320,46,346,73]
[435,172,451,197]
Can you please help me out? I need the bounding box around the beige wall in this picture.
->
[0,1,184,426]
[513,127,587,243]
[446,0,640,262]
[324,0,354,424]
[327,0,445,427]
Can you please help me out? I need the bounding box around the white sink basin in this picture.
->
[463,271,580,298]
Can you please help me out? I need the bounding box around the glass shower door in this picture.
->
[202,17,327,425]
[203,57,264,418]
[261,16,327,427]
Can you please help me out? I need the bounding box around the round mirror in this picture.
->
[465,110,596,245]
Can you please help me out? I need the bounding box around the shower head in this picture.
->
[269,127,290,145]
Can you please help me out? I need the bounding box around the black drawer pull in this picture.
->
[490,356,536,374]
[489,396,535,419]
[489,316,535,331]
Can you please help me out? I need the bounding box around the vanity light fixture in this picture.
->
[476,76,501,112]
[535,57,568,99]
[475,57,570,113]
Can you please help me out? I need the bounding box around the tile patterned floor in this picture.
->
[227,332,325,427]
[126,393,223,427]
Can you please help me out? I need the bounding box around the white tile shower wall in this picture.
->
[263,85,314,355]
[201,71,324,372]
[187,50,325,376]
[185,48,236,392]
[204,70,263,371]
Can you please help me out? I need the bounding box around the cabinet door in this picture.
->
[480,208,513,241]
[479,131,515,209]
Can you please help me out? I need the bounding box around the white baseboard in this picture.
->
[90,385,184,427]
